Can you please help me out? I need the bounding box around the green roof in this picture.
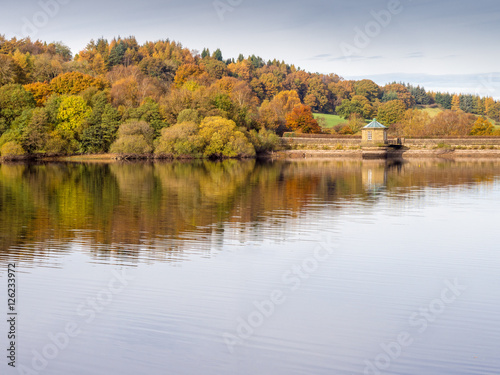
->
[364,119,387,129]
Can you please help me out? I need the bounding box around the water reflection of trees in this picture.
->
[1,159,500,263]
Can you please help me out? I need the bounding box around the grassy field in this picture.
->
[313,113,346,128]
[315,108,499,131]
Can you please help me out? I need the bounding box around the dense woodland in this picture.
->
[0,35,499,158]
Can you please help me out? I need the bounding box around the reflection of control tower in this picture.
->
[362,161,387,192]
[362,160,406,193]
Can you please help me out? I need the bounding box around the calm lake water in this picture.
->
[1,159,500,375]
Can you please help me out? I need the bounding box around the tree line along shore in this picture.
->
[1,35,499,161]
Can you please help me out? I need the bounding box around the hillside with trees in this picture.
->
[1,35,499,159]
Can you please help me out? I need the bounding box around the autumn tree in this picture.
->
[346,113,365,134]
[258,72,282,101]
[177,109,200,124]
[285,104,321,133]
[0,84,36,128]
[159,87,195,125]
[200,59,228,80]
[486,102,500,122]
[484,97,495,114]
[0,108,33,150]
[259,90,301,132]
[90,53,107,76]
[155,121,202,157]
[56,95,91,140]
[0,141,25,158]
[227,60,254,82]
[24,82,53,106]
[427,110,476,136]
[398,109,431,137]
[50,72,107,95]
[451,95,461,111]
[139,57,176,82]
[304,76,331,112]
[382,83,415,109]
[32,53,63,82]
[11,50,34,84]
[174,63,204,87]
[110,120,154,154]
[20,107,49,153]
[376,100,406,126]
[475,97,486,116]
[0,55,16,85]
[329,80,355,101]
[470,117,494,136]
[127,98,167,136]
[354,79,380,101]
[110,76,139,107]
[336,95,374,119]
[282,70,310,100]
[199,116,255,158]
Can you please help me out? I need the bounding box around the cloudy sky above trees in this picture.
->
[2,0,499,96]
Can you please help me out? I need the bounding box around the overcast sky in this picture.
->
[2,0,500,96]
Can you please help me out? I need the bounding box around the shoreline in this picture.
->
[2,149,500,163]
[268,149,500,160]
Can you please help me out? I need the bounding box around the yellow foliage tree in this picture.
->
[470,117,494,136]
[199,116,255,158]
[51,72,107,95]
[399,109,431,137]
[376,100,406,125]
[259,90,301,131]
[56,96,91,137]
[451,94,461,111]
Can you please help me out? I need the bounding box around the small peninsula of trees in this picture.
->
[0,35,499,159]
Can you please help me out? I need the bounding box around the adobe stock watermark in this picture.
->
[15,268,134,375]
[475,73,500,99]
[18,0,70,39]
[213,0,243,22]
[339,0,408,61]
[363,278,466,375]
[222,236,336,354]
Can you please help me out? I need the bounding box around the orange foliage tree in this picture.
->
[285,104,321,133]
[259,90,301,132]
[24,82,53,106]
[427,110,476,136]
